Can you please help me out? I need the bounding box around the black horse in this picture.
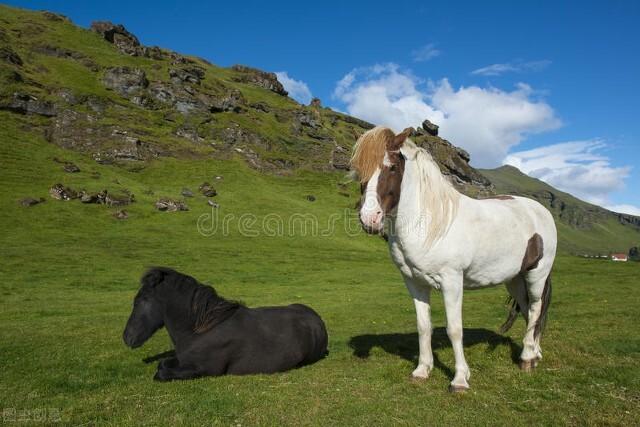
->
[123,267,328,381]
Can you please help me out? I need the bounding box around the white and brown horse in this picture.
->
[352,126,556,392]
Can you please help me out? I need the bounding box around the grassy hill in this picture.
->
[2,4,638,255]
[481,165,640,254]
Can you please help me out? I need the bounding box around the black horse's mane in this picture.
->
[142,267,244,334]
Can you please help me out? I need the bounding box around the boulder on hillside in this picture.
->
[198,182,217,197]
[231,65,288,96]
[113,209,129,220]
[90,21,141,56]
[20,197,45,207]
[155,198,189,212]
[209,88,245,113]
[0,47,23,66]
[169,67,205,85]
[63,162,80,173]
[49,184,78,200]
[1,93,56,117]
[42,11,69,22]
[421,119,439,136]
[102,67,148,96]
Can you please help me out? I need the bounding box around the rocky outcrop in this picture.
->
[20,197,45,207]
[231,65,288,96]
[90,21,142,56]
[0,47,23,66]
[419,119,439,136]
[102,67,148,96]
[49,184,78,200]
[47,110,160,162]
[155,198,189,211]
[198,182,217,197]
[1,93,56,116]
[169,67,205,85]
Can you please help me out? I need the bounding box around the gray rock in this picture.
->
[421,119,439,136]
[181,188,194,197]
[1,93,56,117]
[49,184,78,200]
[155,198,189,212]
[102,67,148,96]
[90,21,142,56]
[20,197,45,207]
[113,209,129,219]
[306,195,316,202]
[210,89,245,113]
[42,11,69,21]
[199,182,217,197]
[231,64,288,96]
[63,162,80,173]
[0,47,23,66]
[169,67,205,85]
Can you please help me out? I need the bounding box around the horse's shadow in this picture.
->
[349,328,520,378]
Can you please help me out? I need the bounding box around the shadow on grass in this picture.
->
[349,328,521,378]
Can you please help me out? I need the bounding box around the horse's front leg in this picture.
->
[404,278,433,380]
[442,274,470,392]
[154,360,201,382]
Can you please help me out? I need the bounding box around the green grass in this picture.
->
[1,114,639,426]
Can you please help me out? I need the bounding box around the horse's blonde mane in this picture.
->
[350,126,395,183]
[402,140,460,246]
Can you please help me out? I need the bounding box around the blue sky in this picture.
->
[6,0,640,213]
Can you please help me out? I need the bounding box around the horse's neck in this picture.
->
[393,152,460,246]
[393,157,427,243]
[162,289,196,348]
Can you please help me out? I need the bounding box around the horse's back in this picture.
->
[212,304,327,374]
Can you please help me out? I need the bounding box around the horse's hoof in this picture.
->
[449,384,469,393]
[519,359,538,372]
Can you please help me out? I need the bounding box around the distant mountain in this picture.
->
[1,4,638,255]
[480,165,640,254]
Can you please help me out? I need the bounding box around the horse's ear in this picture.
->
[389,127,414,150]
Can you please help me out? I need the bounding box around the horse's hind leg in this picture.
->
[504,275,529,328]
[520,270,550,371]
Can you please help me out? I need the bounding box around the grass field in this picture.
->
[1,115,639,426]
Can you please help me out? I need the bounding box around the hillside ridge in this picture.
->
[1,4,638,254]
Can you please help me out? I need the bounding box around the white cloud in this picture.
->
[275,72,312,104]
[333,63,560,166]
[412,43,440,62]
[472,60,551,76]
[503,140,633,207]
[605,204,640,216]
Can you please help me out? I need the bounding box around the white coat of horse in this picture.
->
[353,126,556,392]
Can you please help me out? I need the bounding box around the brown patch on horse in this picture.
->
[485,195,515,200]
[521,233,544,273]
[375,128,411,214]
[377,151,405,214]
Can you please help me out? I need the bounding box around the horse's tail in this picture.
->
[499,296,520,334]
[534,273,552,339]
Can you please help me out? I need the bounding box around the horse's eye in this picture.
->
[390,165,397,172]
